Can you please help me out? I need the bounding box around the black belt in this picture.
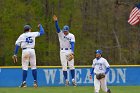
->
[61,48,71,50]
[22,48,34,50]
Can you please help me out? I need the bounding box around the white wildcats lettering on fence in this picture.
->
[83,69,93,83]
[107,68,115,83]
[59,69,63,84]
[116,68,126,83]
[107,68,126,83]
[75,69,82,83]
[43,69,57,84]
[43,68,126,84]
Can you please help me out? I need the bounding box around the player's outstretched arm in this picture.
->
[38,24,45,36]
[53,15,60,33]
[12,44,19,63]
[90,67,94,79]
[90,67,94,75]
[13,44,20,55]
[70,41,75,54]
[105,67,110,74]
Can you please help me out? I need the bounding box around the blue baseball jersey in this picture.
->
[15,32,40,49]
[92,57,110,74]
[58,31,75,49]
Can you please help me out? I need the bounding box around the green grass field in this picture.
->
[0,86,139,93]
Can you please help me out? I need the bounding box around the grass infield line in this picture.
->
[0,86,139,93]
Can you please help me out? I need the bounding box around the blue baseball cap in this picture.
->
[62,25,69,32]
[24,25,32,31]
[95,49,102,54]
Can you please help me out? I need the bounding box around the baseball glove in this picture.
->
[12,55,17,63]
[66,53,74,61]
[96,73,105,80]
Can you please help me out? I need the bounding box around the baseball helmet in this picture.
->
[62,25,69,32]
[95,49,102,54]
[24,25,32,31]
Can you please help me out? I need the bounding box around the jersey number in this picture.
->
[26,37,33,43]
[99,66,103,70]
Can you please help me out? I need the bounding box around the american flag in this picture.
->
[128,3,140,26]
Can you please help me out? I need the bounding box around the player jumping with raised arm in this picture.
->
[53,15,77,86]
[90,49,111,93]
[12,24,45,88]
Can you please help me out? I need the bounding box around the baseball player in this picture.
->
[12,24,45,88]
[53,15,77,86]
[90,49,111,93]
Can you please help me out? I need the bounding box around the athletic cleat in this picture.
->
[107,89,111,93]
[33,81,38,88]
[19,82,27,88]
[72,80,77,87]
[65,80,69,86]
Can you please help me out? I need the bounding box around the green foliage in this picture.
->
[0,0,140,66]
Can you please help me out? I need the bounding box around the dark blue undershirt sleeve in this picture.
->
[39,24,45,36]
[70,42,75,53]
[14,44,20,55]
[90,68,94,75]
[55,21,61,33]
[105,67,110,74]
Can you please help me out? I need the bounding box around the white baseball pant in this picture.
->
[22,49,36,70]
[94,75,108,93]
[60,50,75,71]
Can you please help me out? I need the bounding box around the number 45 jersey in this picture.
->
[15,32,40,48]
[92,57,110,74]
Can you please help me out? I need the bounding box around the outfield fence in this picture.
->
[0,65,139,87]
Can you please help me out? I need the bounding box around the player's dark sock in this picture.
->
[32,69,37,81]
[63,71,67,80]
[70,69,75,79]
[23,70,27,82]
[107,89,111,93]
